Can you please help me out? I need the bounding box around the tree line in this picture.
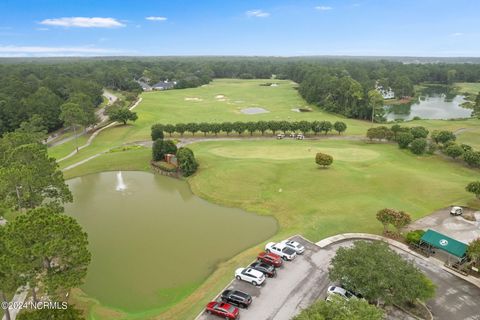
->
[151,120,347,137]
[0,123,90,320]
[2,57,480,135]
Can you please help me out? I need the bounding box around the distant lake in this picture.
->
[384,86,472,121]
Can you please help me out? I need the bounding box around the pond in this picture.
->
[384,86,472,121]
[65,171,278,313]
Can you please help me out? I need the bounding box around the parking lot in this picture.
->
[197,236,480,320]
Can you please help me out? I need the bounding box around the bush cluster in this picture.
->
[151,120,347,137]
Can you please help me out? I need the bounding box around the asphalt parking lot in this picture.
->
[197,236,480,320]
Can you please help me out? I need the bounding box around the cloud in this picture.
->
[145,16,167,21]
[315,6,333,11]
[246,10,270,18]
[0,45,126,57]
[39,17,125,28]
[451,32,463,37]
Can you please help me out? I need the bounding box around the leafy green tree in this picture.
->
[24,87,63,132]
[297,121,312,135]
[367,126,392,141]
[397,132,414,149]
[431,130,456,145]
[315,153,333,168]
[320,121,333,135]
[0,228,25,320]
[186,122,199,136]
[312,121,322,135]
[390,124,404,141]
[60,103,86,152]
[152,139,177,161]
[267,121,281,135]
[232,121,246,135]
[67,92,98,129]
[221,122,233,136]
[467,238,480,266]
[5,207,91,300]
[108,108,138,125]
[367,89,384,122]
[293,295,383,320]
[198,122,211,136]
[392,211,412,233]
[466,181,480,199]
[444,144,464,159]
[245,121,257,136]
[151,124,164,141]
[177,147,199,177]
[376,208,397,233]
[410,126,429,139]
[329,241,435,306]
[409,138,427,155]
[163,124,176,137]
[333,121,347,135]
[17,115,47,142]
[0,133,72,211]
[175,123,187,137]
[460,144,473,152]
[405,230,426,245]
[210,123,222,136]
[279,120,291,133]
[463,150,480,167]
[17,306,84,320]
[257,121,269,135]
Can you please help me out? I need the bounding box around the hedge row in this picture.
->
[151,120,347,138]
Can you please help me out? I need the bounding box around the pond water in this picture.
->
[384,86,472,121]
[65,171,277,313]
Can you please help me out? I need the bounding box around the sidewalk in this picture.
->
[316,233,480,289]
[2,286,28,320]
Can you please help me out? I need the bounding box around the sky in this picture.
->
[0,0,479,57]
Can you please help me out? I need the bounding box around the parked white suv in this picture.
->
[281,239,305,254]
[265,242,297,261]
[235,268,266,286]
[326,285,358,301]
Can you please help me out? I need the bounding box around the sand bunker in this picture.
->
[185,97,203,102]
[241,107,270,115]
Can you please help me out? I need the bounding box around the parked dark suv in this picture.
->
[250,261,276,277]
[221,289,252,309]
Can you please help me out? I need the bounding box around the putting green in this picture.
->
[209,143,380,162]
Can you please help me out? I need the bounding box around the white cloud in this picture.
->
[451,32,463,37]
[0,45,125,57]
[315,6,333,11]
[246,10,270,18]
[39,17,125,28]
[145,16,167,21]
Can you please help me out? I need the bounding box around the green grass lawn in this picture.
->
[457,127,480,150]
[455,82,480,95]
[63,138,480,320]
[48,79,480,319]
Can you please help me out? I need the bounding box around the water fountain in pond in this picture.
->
[116,171,127,191]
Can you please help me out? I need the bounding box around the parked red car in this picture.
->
[205,301,239,319]
[257,251,283,267]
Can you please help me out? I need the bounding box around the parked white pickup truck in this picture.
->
[265,242,297,261]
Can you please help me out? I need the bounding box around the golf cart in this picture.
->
[450,206,463,216]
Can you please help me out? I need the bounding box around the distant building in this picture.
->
[152,80,176,90]
[375,82,395,99]
[135,80,152,91]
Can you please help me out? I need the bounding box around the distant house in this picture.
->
[135,80,152,91]
[152,80,176,91]
[375,82,395,99]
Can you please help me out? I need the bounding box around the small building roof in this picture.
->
[152,81,175,89]
[420,229,468,258]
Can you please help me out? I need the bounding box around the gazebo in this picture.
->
[420,229,468,264]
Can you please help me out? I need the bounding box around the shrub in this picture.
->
[432,130,456,145]
[367,126,392,141]
[461,144,473,152]
[315,153,333,168]
[177,147,199,177]
[333,121,347,135]
[444,144,464,159]
[397,132,414,149]
[464,150,480,167]
[466,181,480,199]
[426,142,437,155]
[406,230,425,245]
[409,138,427,155]
[410,126,429,139]
[152,139,177,161]
[151,124,164,141]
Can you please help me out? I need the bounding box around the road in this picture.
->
[197,237,480,320]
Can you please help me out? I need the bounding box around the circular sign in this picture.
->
[439,239,448,246]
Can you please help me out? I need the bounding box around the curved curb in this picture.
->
[315,233,480,289]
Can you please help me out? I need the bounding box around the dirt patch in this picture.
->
[241,107,269,115]
[185,97,203,102]
[215,94,227,101]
